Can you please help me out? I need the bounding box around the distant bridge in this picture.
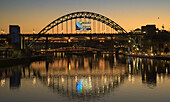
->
[0,33,145,51]
[0,11,145,50]
[27,11,140,48]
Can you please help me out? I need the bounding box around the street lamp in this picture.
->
[68,39,71,43]
[128,40,131,43]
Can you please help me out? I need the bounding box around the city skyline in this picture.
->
[0,1,170,102]
[0,0,170,33]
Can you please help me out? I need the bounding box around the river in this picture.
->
[0,54,169,102]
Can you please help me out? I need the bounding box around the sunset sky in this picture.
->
[0,0,170,33]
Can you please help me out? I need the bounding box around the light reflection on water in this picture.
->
[0,54,169,102]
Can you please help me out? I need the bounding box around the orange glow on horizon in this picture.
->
[1,1,170,33]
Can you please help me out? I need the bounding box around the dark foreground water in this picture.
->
[0,54,170,102]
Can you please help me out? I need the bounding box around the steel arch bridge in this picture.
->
[27,11,141,50]
[39,11,127,34]
[28,11,128,47]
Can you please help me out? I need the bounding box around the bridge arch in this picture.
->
[28,11,141,49]
[39,11,127,34]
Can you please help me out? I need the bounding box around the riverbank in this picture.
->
[125,54,170,60]
[0,55,46,68]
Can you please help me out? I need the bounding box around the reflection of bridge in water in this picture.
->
[39,74,125,100]
[0,66,126,101]
[0,55,127,101]
[0,55,169,101]
[29,55,126,100]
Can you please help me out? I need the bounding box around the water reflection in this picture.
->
[127,56,170,88]
[0,54,169,102]
[30,54,126,100]
[30,54,126,76]
[10,71,21,89]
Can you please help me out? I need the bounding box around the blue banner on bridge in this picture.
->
[76,22,91,31]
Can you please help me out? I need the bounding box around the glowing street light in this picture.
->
[128,40,131,43]
[68,39,71,42]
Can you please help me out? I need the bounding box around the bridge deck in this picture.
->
[0,33,145,38]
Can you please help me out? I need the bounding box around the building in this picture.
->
[133,28,141,34]
[9,25,21,49]
[141,25,156,35]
